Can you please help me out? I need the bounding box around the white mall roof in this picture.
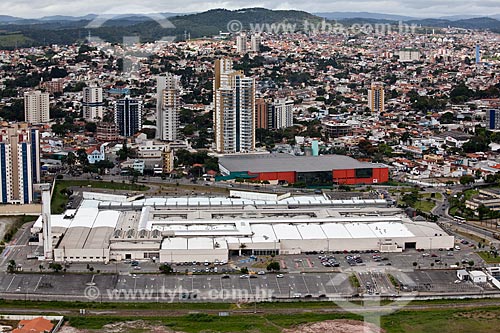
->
[97,196,387,208]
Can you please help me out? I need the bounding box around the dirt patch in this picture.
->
[0,216,17,241]
[283,319,384,333]
[60,321,186,333]
[455,311,498,320]
[59,325,84,333]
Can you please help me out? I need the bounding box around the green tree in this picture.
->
[49,262,63,273]
[159,264,173,274]
[459,175,475,185]
[266,261,281,272]
[77,149,88,166]
[7,260,16,273]
[85,122,97,132]
[95,159,115,174]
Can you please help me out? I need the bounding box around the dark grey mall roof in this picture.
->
[219,154,386,173]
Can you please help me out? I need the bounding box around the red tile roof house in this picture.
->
[13,317,54,333]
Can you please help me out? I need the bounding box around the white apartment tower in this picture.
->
[24,91,49,124]
[82,87,104,120]
[269,99,294,129]
[214,58,256,153]
[236,33,247,54]
[250,34,261,52]
[156,74,180,141]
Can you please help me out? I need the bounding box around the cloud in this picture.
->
[0,0,499,18]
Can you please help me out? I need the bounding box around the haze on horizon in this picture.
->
[1,0,499,19]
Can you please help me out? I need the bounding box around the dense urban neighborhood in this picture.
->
[1,6,500,333]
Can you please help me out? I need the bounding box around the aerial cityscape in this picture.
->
[0,1,500,332]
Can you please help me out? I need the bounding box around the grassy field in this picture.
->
[51,180,149,214]
[421,192,443,200]
[67,313,362,332]
[477,251,500,264]
[382,307,500,333]
[413,200,435,213]
[62,307,500,332]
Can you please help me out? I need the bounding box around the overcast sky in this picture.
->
[1,0,499,18]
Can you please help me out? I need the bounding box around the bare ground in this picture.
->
[60,319,383,333]
[0,216,17,241]
[59,321,183,333]
[282,319,385,333]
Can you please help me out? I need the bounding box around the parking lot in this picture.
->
[392,270,498,293]
[277,247,482,273]
[357,271,396,296]
[0,272,355,301]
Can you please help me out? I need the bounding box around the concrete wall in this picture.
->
[159,249,228,263]
[0,204,41,215]
[54,248,110,263]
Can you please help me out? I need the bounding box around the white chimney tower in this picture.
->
[40,184,53,260]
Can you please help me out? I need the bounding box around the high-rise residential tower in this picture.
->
[114,96,142,137]
[156,74,180,141]
[0,124,40,204]
[24,91,50,124]
[214,58,256,153]
[250,34,261,53]
[269,99,294,129]
[367,82,385,113]
[236,33,247,54]
[82,86,104,120]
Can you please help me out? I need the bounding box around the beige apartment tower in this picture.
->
[368,82,385,113]
[156,74,180,141]
[214,58,255,154]
[24,91,50,124]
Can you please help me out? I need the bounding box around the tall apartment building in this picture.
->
[156,74,180,141]
[82,87,104,120]
[24,91,50,124]
[96,122,119,142]
[0,124,40,204]
[250,34,261,52]
[114,96,142,137]
[255,99,293,130]
[269,99,294,129]
[236,33,247,54]
[214,58,255,153]
[42,79,64,94]
[397,49,421,62]
[487,109,500,130]
[367,82,385,113]
[255,98,268,129]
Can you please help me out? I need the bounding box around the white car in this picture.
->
[276,274,284,278]
[257,271,266,275]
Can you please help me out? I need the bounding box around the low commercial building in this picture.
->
[32,192,454,263]
[469,271,488,283]
[218,154,389,185]
[465,188,500,213]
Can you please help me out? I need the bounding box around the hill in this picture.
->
[314,12,416,21]
[0,8,499,49]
